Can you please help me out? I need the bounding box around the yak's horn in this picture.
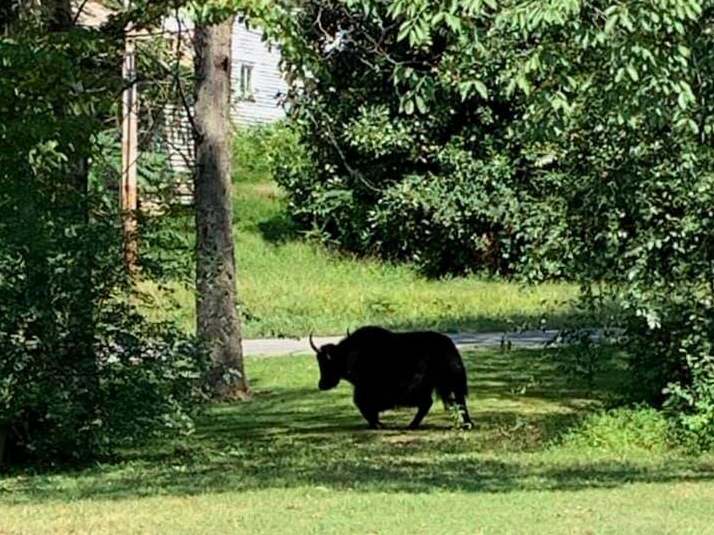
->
[309,332,319,353]
[346,328,351,337]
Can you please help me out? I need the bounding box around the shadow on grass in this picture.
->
[3,350,712,504]
[256,212,300,244]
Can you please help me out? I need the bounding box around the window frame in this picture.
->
[238,63,255,102]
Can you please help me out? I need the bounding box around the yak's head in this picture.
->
[310,334,341,390]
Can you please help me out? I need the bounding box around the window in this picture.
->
[239,64,254,100]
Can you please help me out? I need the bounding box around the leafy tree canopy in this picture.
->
[248,0,714,446]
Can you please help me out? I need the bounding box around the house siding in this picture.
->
[230,24,286,126]
[163,21,286,177]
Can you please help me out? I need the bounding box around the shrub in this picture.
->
[0,302,208,464]
[0,166,209,464]
[260,0,551,276]
[558,407,671,454]
[233,122,309,184]
[0,25,206,465]
[256,0,714,445]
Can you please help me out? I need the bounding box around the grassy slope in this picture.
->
[2,349,713,534]
[155,178,578,338]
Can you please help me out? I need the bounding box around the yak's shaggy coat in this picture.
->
[311,326,473,429]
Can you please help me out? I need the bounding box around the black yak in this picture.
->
[309,326,473,430]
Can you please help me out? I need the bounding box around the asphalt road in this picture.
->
[242,329,574,357]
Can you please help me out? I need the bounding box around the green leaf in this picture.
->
[604,13,618,33]
[415,94,427,114]
[445,13,462,31]
[677,91,689,110]
[397,22,412,42]
[626,65,639,82]
[474,80,488,99]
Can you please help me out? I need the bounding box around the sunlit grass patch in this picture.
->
[2,348,713,534]
[149,178,578,338]
[0,350,714,535]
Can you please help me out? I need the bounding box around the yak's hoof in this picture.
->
[460,421,474,431]
[368,422,384,430]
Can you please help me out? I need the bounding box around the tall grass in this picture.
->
[147,126,578,338]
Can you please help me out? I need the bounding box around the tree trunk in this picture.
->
[193,16,249,399]
[46,0,72,31]
[0,424,7,467]
[47,0,99,419]
[45,0,88,202]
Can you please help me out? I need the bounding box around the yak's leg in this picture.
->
[408,395,433,430]
[454,393,473,430]
[358,405,383,429]
[354,390,383,429]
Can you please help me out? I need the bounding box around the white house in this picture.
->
[77,3,287,174]
[163,18,288,174]
[230,24,286,126]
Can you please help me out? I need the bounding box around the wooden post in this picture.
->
[121,0,138,272]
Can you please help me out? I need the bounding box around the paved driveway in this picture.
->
[242,329,575,357]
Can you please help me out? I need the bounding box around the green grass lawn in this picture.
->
[3,349,713,534]
[150,178,578,338]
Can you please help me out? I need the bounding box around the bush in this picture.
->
[366,144,521,275]
[257,0,714,445]
[0,166,208,464]
[558,407,671,454]
[0,302,208,464]
[233,122,309,184]
[261,1,553,276]
[263,2,586,278]
[624,297,714,452]
[0,26,206,465]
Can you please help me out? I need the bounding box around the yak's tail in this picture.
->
[436,341,473,428]
[436,343,469,406]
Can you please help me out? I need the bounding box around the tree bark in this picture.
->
[193,16,249,399]
[0,424,7,467]
[46,0,72,31]
[47,0,99,417]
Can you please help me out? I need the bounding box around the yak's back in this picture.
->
[398,330,455,353]
[340,326,459,380]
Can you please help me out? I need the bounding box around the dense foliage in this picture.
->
[262,1,541,275]
[488,0,714,448]
[0,19,206,464]
[255,0,714,446]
